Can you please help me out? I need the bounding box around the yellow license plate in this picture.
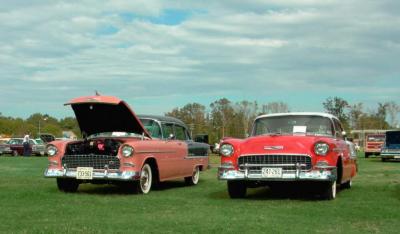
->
[76,167,93,180]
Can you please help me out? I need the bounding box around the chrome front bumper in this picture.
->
[218,164,336,181]
[381,152,400,159]
[44,168,140,181]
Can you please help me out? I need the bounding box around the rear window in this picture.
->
[385,131,400,145]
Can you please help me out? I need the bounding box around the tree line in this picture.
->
[1,97,399,143]
[167,97,399,144]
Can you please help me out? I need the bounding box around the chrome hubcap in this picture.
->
[332,181,336,198]
[140,165,152,193]
[192,168,199,184]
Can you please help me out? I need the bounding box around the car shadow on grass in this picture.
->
[210,186,342,201]
[62,180,189,195]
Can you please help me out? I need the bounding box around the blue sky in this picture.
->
[0,0,399,119]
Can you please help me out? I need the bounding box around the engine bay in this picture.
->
[65,138,122,156]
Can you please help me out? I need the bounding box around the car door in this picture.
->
[160,122,186,179]
[175,125,209,176]
[173,124,192,176]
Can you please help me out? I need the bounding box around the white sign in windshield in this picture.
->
[293,126,307,134]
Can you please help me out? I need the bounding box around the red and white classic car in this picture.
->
[218,112,357,200]
[44,95,209,194]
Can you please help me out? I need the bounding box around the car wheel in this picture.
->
[341,179,352,189]
[57,178,79,193]
[364,152,369,158]
[321,181,336,200]
[12,151,19,157]
[185,166,200,185]
[227,181,247,199]
[138,164,152,194]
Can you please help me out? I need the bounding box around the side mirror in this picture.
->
[168,133,175,140]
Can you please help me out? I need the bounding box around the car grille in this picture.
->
[61,154,120,170]
[238,154,312,172]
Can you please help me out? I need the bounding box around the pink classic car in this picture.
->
[218,112,357,200]
[44,95,209,194]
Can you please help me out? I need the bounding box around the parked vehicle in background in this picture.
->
[7,138,46,156]
[8,138,25,156]
[0,140,11,155]
[364,133,385,158]
[44,95,209,194]
[218,112,357,200]
[31,139,46,156]
[39,133,55,143]
[380,130,400,162]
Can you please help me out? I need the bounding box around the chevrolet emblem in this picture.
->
[264,146,284,150]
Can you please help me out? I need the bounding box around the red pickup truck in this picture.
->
[364,133,385,158]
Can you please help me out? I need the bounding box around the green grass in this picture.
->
[0,154,399,234]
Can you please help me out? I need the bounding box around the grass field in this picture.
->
[0,154,399,234]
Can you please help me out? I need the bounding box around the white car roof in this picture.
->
[255,112,339,121]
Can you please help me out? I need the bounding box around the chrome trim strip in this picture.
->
[136,150,177,154]
[239,153,311,157]
[241,163,307,167]
[184,156,209,159]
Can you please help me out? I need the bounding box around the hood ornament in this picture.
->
[264,146,284,150]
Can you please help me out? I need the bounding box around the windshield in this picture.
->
[35,139,44,144]
[385,131,400,146]
[8,139,23,144]
[253,115,334,136]
[88,132,144,138]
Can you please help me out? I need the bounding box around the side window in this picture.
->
[151,122,162,138]
[185,129,192,140]
[29,140,35,145]
[333,119,343,139]
[175,125,187,141]
[140,119,162,138]
[162,123,174,139]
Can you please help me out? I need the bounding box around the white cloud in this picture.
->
[0,0,399,118]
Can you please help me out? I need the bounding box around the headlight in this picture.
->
[314,142,329,156]
[220,144,234,157]
[46,145,58,156]
[121,145,134,158]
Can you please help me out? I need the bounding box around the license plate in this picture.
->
[76,167,93,180]
[261,168,282,178]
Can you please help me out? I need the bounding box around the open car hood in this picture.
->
[65,95,151,138]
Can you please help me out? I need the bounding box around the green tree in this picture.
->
[165,103,207,137]
[348,103,363,129]
[235,100,258,136]
[261,101,289,114]
[323,97,350,130]
[210,98,235,141]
